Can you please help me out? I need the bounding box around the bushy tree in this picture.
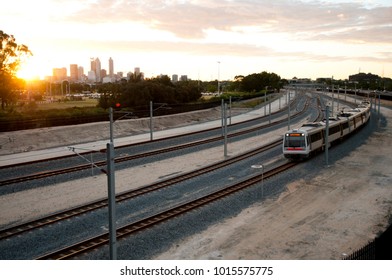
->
[240,71,281,92]
[98,76,201,109]
[0,30,32,109]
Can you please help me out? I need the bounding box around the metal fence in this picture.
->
[343,241,376,260]
[343,224,392,260]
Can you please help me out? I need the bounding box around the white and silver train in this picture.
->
[283,100,371,160]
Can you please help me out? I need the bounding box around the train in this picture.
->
[283,100,371,160]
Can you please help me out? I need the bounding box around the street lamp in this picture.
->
[217,61,221,95]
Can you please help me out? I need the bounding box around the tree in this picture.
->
[240,71,281,92]
[0,30,32,109]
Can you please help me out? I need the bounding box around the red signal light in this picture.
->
[115,103,121,108]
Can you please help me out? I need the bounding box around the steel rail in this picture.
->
[36,161,298,260]
[0,97,311,187]
[0,139,282,240]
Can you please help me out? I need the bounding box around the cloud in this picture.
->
[63,0,391,45]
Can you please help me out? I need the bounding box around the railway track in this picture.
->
[0,139,282,240]
[36,161,298,260]
[0,96,311,187]
[1,93,325,259]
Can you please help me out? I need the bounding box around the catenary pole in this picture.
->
[325,105,329,167]
[107,108,117,259]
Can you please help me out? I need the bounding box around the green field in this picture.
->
[33,98,99,110]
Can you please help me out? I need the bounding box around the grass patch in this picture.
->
[33,99,99,110]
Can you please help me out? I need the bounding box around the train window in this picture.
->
[328,125,341,135]
[310,132,322,142]
[284,134,306,147]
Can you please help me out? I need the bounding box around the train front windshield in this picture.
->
[284,133,306,148]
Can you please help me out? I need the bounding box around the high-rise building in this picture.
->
[172,74,178,83]
[109,57,114,77]
[134,67,140,76]
[87,70,96,82]
[52,67,67,81]
[70,64,78,81]
[95,58,101,82]
[90,57,96,72]
[90,57,101,82]
[78,66,84,81]
[100,69,107,78]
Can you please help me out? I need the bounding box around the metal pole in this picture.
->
[217,61,220,95]
[224,103,228,157]
[337,87,340,111]
[221,99,224,136]
[261,165,264,198]
[106,142,117,260]
[229,96,232,125]
[150,101,153,141]
[91,152,93,176]
[288,89,291,130]
[378,93,381,118]
[109,107,114,144]
[269,101,271,124]
[325,105,329,167]
[264,90,267,116]
[331,84,334,117]
[107,108,117,260]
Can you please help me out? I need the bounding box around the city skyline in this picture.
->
[48,57,174,83]
[2,0,392,81]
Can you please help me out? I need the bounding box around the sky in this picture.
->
[2,0,392,81]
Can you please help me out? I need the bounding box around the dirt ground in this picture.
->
[1,101,392,260]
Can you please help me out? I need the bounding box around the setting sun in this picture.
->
[16,58,50,81]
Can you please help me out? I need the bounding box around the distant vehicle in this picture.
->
[283,100,371,160]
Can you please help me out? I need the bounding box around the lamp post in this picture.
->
[217,61,221,95]
[223,103,228,157]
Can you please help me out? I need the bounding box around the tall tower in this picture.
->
[70,64,78,81]
[78,66,84,81]
[109,57,114,77]
[95,57,101,82]
[90,57,96,72]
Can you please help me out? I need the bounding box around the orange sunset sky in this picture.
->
[2,0,391,81]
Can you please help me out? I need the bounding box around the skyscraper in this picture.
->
[78,66,84,81]
[95,58,101,82]
[109,57,114,77]
[90,57,101,82]
[52,67,67,81]
[70,64,78,81]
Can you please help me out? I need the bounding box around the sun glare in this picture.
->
[16,59,50,81]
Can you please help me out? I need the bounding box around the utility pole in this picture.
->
[150,101,153,141]
[224,103,228,157]
[325,105,330,167]
[107,108,117,260]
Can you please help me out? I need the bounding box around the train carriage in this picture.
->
[283,100,370,160]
